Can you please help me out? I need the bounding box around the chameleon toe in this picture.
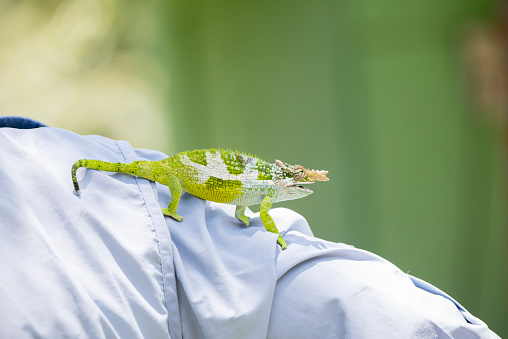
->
[238,216,250,226]
[162,209,183,221]
[277,236,288,250]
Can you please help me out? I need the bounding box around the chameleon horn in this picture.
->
[305,168,329,182]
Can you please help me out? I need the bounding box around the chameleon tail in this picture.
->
[71,159,146,195]
[71,159,88,194]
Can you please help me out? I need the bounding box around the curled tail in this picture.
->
[71,159,147,195]
[71,159,89,194]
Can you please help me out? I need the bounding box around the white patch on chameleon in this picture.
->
[179,150,262,185]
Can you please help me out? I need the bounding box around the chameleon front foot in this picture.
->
[234,205,250,226]
[237,215,250,226]
[277,235,288,250]
[161,209,183,221]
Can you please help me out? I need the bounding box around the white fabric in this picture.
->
[0,127,500,338]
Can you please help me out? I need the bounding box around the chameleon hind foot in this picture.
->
[162,209,183,221]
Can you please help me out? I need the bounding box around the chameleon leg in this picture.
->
[160,175,183,221]
[260,189,287,250]
[234,205,250,226]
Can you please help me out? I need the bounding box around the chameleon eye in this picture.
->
[294,170,305,182]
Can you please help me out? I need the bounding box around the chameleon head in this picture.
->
[274,160,329,201]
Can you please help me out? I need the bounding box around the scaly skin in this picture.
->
[71,148,329,249]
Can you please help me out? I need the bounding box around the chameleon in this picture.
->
[71,148,328,249]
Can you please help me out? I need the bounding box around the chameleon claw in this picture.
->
[237,215,250,226]
[277,235,288,250]
[162,209,183,221]
[234,206,250,226]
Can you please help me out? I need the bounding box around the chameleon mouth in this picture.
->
[291,183,314,193]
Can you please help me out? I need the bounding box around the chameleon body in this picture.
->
[71,148,328,249]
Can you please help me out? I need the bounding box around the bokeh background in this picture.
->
[1,0,507,336]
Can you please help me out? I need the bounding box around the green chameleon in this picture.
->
[71,148,328,249]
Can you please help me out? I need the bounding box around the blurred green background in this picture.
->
[1,0,506,336]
